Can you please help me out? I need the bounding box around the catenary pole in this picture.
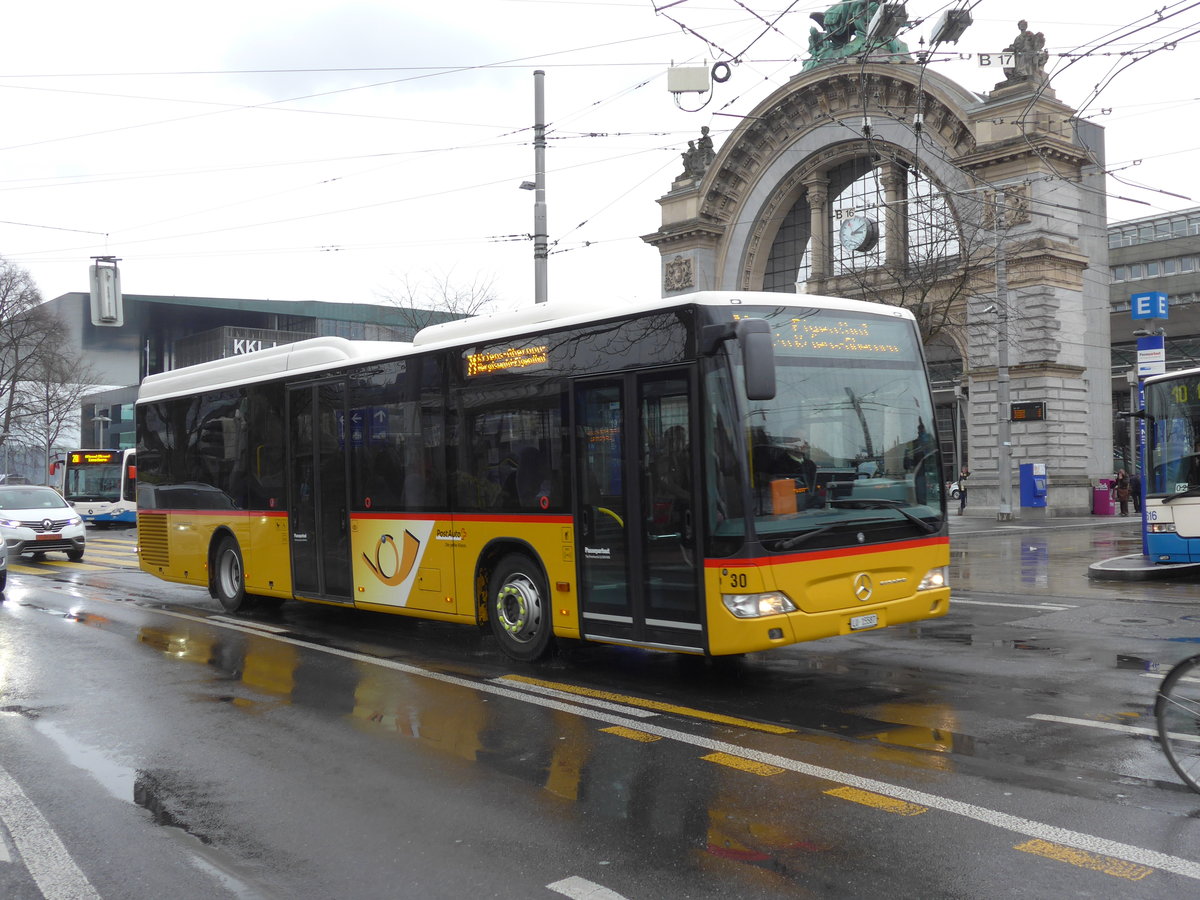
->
[533,70,548,304]
[995,190,1013,520]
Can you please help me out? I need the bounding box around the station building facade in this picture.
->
[644,50,1112,517]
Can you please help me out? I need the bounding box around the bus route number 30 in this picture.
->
[723,570,751,590]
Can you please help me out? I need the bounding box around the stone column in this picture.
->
[805,178,830,281]
[881,162,906,268]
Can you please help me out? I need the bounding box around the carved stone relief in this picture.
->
[664,255,694,292]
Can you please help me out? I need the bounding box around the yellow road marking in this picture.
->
[825,786,927,816]
[601,726,662,743]
[501,675,796,734]
[38,560,110,572]
[74,554,137,565]
[701,752,785,776]
[1015,839,1153,881]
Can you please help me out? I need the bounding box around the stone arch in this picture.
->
[643,56,1113,517]
[691,66,980,293]
[740,140,969,292]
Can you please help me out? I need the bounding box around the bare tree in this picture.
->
[0,257,69,454]
[375,270,499,337]
[9,351,100,481]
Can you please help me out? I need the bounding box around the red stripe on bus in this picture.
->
[703,535,949,568]
[140,509,572,526]
[351,512,573,525]
[138,509,288,518]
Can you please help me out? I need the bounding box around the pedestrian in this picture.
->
[1130,471,1142,514]
[1114,468,1131,516]
[957,466,969,515]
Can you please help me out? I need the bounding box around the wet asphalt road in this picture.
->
[2,518,1200,898]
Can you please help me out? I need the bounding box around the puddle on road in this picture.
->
[1117,654,1163,674]
[992,639,1064,654]
[28,719,274,897]
[34,721,137,803]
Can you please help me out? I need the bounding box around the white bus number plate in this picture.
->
[850,614,878,631]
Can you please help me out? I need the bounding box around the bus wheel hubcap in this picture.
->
[496,575,541,643]
[222,553,241,595]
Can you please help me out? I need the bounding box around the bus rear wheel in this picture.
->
[488,554,553,662]
[213,536,254,613]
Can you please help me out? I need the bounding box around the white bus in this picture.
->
[63,448,137,525]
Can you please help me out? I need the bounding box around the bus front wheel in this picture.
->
[487,554,553,662]
[213,536,253,613]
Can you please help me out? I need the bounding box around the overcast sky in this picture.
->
[1,1,1194,313]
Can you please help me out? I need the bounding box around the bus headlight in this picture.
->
[1148,523,1177,533]
[722,591,797,618]
[918,567,948,591]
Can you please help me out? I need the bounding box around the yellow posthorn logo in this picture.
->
[363,531,420,586]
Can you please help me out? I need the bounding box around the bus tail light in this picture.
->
[1148,523,1177,533]
[722,591,797,618]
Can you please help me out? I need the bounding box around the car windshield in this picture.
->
[0,487,69,510]
[705,304,944,550]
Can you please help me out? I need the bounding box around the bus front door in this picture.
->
[287,380,352,603]
[574,371,703,652]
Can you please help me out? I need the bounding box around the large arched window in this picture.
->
[762,154,959,291]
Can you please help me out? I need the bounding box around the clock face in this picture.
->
[839,215,878,253]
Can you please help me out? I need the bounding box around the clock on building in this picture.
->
[839,215,879,252]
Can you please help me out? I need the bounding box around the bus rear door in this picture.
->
[574,370,703,652]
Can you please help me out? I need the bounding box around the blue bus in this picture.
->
[1142,368,1200,561]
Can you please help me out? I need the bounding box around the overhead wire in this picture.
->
[4,1,1197,306]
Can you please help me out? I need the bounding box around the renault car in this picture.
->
[0,485,86,561]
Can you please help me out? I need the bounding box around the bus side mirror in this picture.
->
[736,319,776,401]
[699,318,776,401]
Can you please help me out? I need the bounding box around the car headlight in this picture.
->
[0,518,21,528]
[722,591,797,618]
[918,566,948,591]
[67,515,83,526]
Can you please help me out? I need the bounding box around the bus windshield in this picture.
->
[711,305,943,549]
[1146,373,1200,495]
[64,454,123,503]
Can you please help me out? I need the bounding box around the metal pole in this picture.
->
[533,70,548,304]
[1126,370,1138,473]
[995,190,1013,520]
[953,380,963,490]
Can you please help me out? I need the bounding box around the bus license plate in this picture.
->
[850,614,878,631]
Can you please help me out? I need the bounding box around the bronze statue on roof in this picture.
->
[802,0,911,71]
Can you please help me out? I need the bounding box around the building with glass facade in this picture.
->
[42,292,456,452]
[1109,207,1200,471]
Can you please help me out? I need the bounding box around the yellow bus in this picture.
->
[135,291,949,661]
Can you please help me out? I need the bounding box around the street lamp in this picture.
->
[92,415,111,448]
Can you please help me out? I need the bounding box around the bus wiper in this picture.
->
[1162,486,1200,504]
[826,498,938,534]
[770,523,838,550]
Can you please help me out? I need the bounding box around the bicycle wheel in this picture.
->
[1156,655,1200,793]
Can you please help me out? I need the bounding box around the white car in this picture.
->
[0,485,86,562]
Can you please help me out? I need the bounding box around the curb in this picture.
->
[1087,553,1200,582]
